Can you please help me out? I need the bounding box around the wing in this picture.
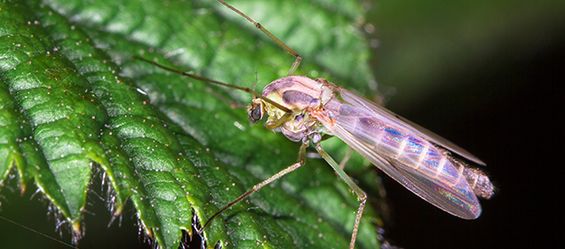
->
[320,88,483,219]
[330,123,482,219]
[338,89,486,166]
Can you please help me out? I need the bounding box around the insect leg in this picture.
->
[201,142,308,231]
[339,148,354,170]
[315,143,366,249]
[264,112,293,129]
[217,0,303,75]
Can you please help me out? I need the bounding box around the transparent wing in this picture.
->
[319,88,483,219]
[338,89,486,166]
[330,123,482,219]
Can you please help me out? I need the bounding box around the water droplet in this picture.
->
[136,88,148,96]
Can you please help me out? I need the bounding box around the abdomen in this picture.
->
[331,102,464,186]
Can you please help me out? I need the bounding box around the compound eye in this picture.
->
[249,105,262,123]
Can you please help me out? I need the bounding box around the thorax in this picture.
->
[261,76,336,142]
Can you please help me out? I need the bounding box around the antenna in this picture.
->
[134,56,291,113]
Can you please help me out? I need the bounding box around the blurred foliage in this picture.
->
[370,0,565,106]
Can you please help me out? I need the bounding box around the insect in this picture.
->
[138,1,494,248]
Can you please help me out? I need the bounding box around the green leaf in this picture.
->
[0,0,383,248]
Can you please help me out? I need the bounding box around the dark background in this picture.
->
[368,0,563,248]
[1,0,563,248]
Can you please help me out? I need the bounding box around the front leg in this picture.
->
[201,141,308,231]
[265,112,292,129]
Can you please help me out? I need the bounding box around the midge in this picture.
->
[138,0,494,248]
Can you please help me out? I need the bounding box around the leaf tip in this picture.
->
[145,226,154,239]
[72,221,81,235]
[113,204,124,216]
[18,183,26,196]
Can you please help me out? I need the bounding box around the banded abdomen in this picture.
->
[337,102,465,186]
